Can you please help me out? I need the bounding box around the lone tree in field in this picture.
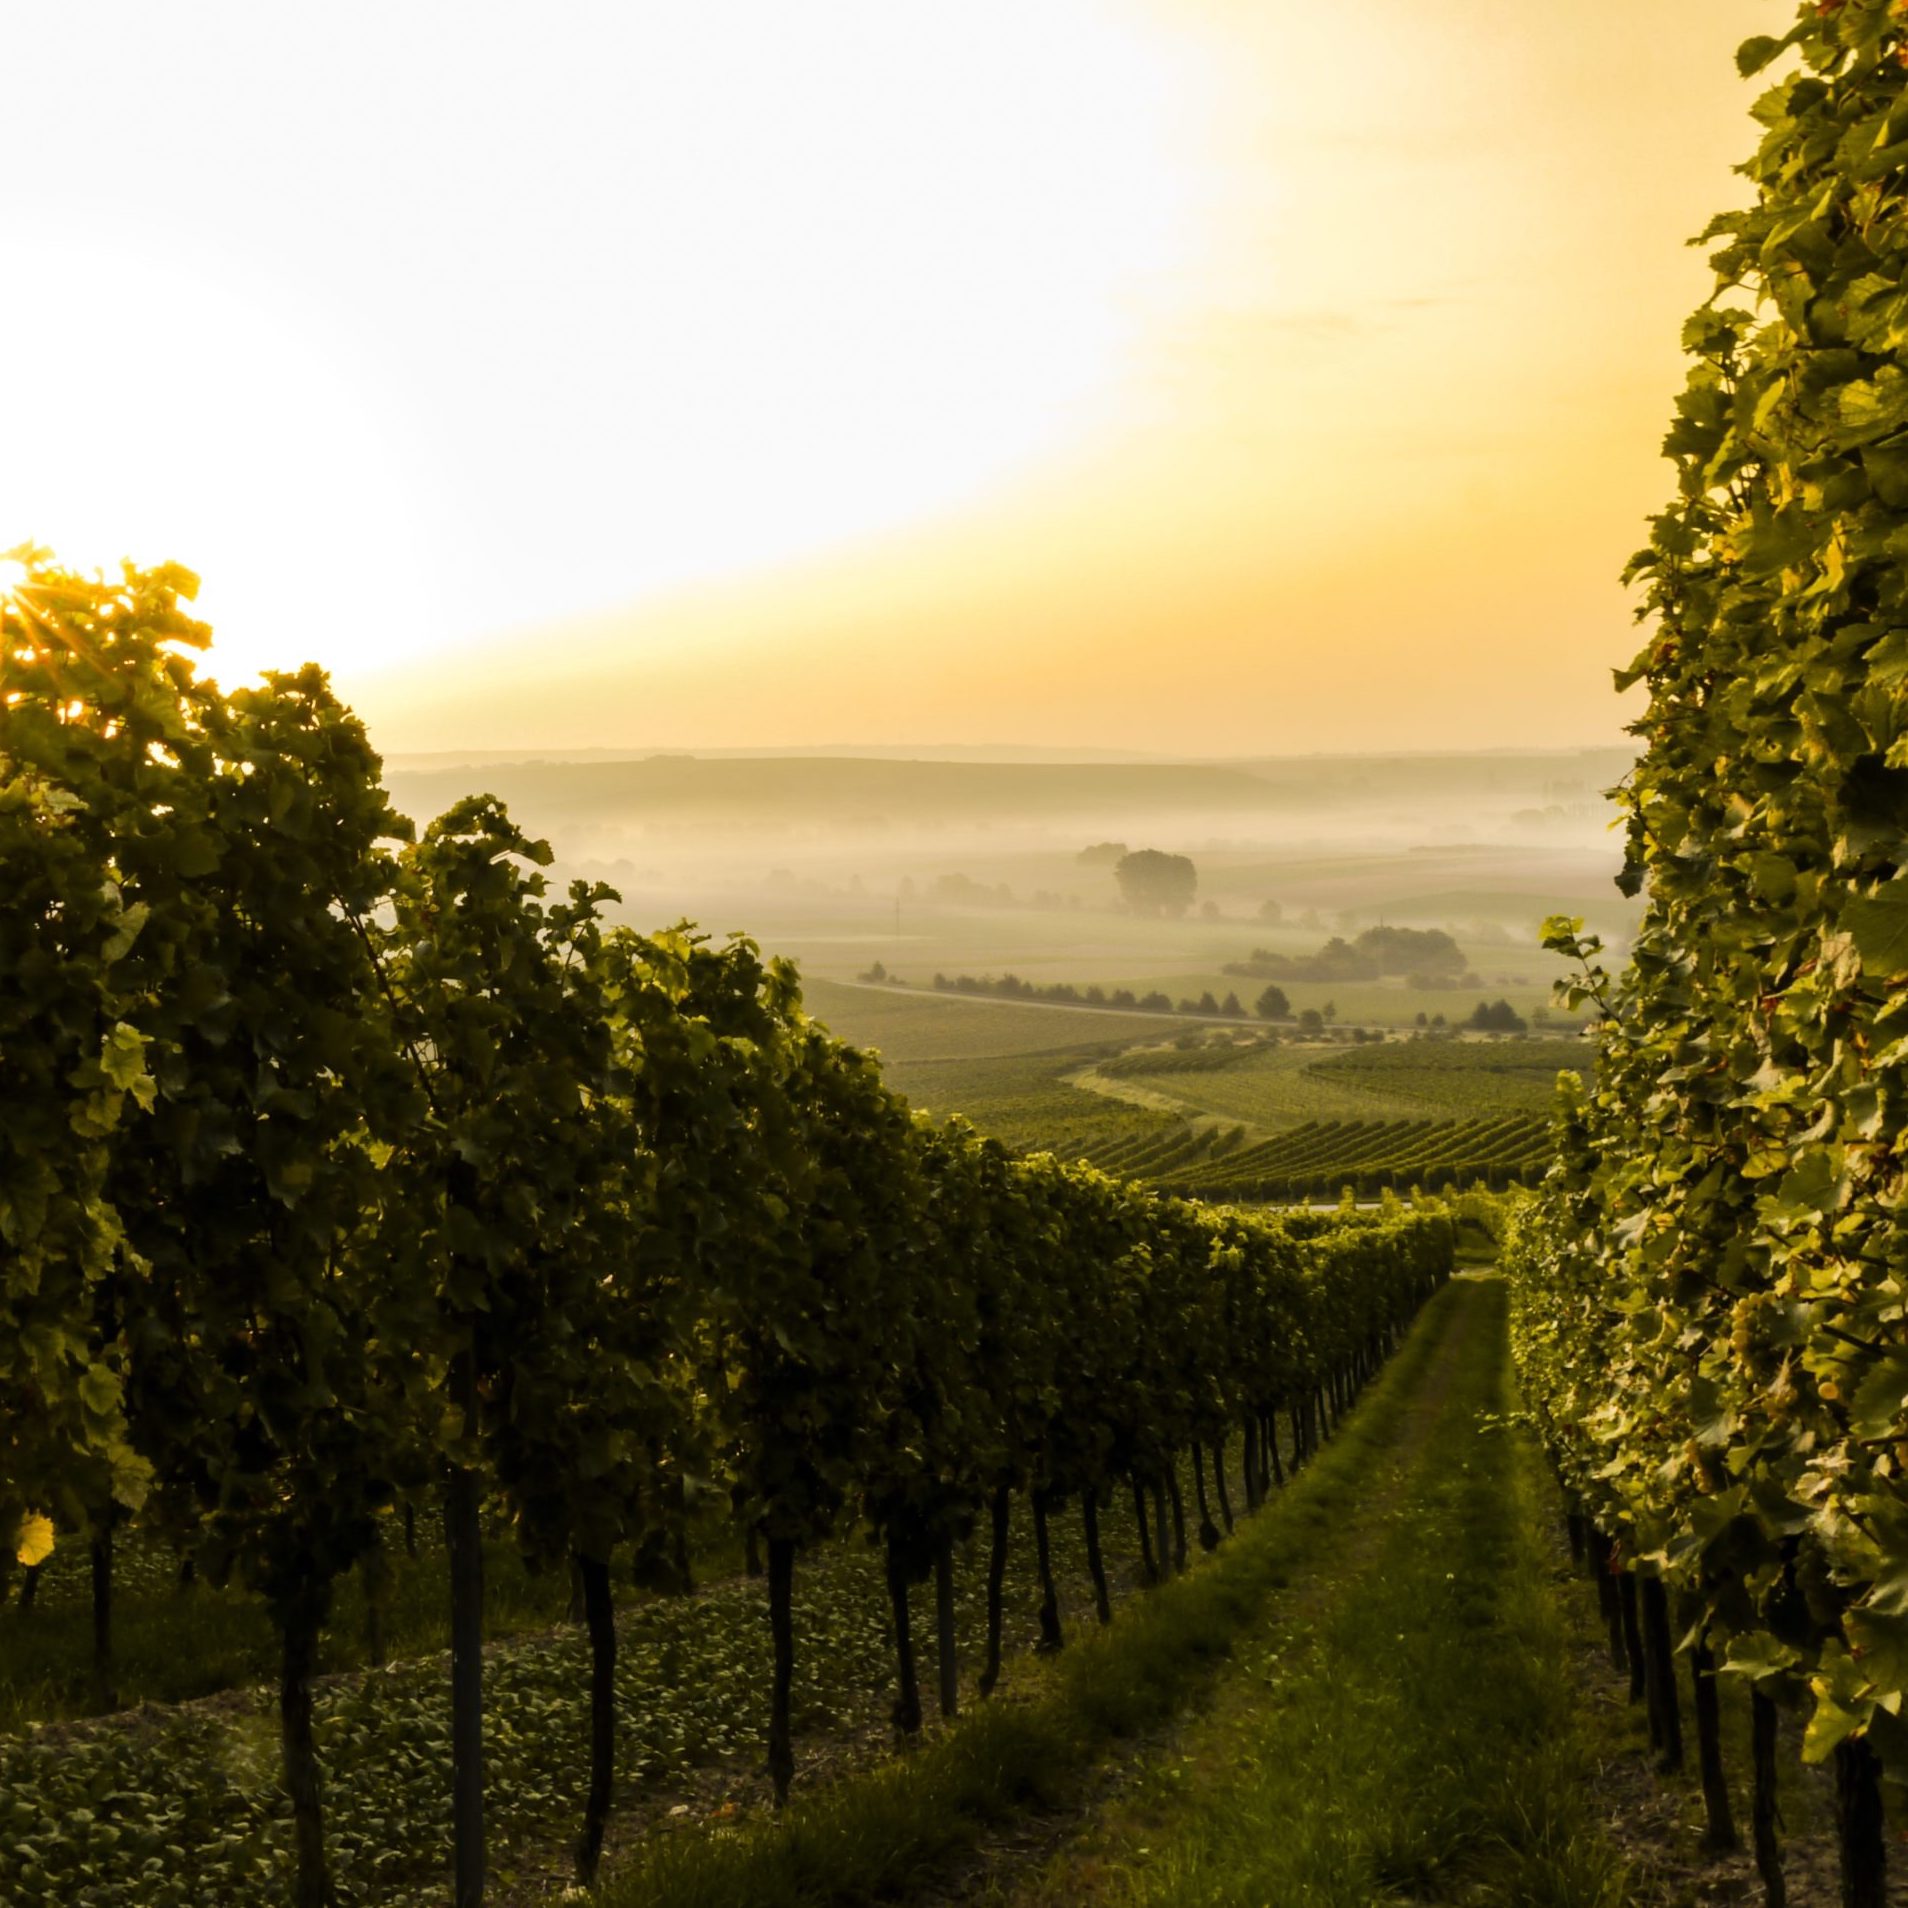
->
[1114,849,1197,917]
[1254,983,1291,1021]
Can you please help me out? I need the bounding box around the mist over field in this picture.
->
[382,743,1640,1017]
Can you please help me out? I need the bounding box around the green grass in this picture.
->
[798,968,1582,1204]
[797,981,1192,1162]
[1099,1043,1262,1079]
[993,1278,1630,1908]
[791,983,1210,1167]
[1104,1041,1428,1129]
[3,1277,1644,1908]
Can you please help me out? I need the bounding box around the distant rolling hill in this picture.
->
[385,755,1313,834]
[383,746,1636,839]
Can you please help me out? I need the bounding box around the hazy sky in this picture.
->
[6,2,1783,755]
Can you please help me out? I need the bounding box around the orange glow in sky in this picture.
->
[3,1,1786,754]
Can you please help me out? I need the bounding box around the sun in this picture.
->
[1,2,1211,697]
[0,240,450,689]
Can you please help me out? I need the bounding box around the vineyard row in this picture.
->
[1,554,1455,1908]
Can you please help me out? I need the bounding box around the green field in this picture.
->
[804,981,1575,1200]
[799,979,1173,1062]
[994,1281,1635,1908]
[1099,1041,1418,1130]
[1098,1037,1589,1130]
[1155,1114,1552,1202]
[802,980,1198,1164]
[746,901,1583,1037]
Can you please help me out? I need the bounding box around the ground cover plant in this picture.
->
[3,1408,1412,1908]
[0,1521,577,1734]
[0,1491,1177,1908]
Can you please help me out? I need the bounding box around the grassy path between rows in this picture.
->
[595,1275,1633,1908]
[964,1275,1630,1908]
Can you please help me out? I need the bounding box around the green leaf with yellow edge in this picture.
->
[13,1512,53,1568]
[1806,1643,1872,1763]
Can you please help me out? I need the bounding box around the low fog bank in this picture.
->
[380,747,1640,999]
[383,746,1633,877]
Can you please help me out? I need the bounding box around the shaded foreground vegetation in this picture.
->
[0,1220,1446,1908]
[1500,7,1908,1906]
[0,552,1448,1906]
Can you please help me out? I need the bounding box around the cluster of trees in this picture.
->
[3,555,1455,1907]
[1508,13,1908,1905]
[1464,999,1527,1034]
[1411,1006,1553,1035]
[1223,925,1469,987]
[1356,925,1469,976]
[1247,993,1384,1037]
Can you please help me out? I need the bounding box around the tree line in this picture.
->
[927,970,1253,1018]
[2,554,1455,1907]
